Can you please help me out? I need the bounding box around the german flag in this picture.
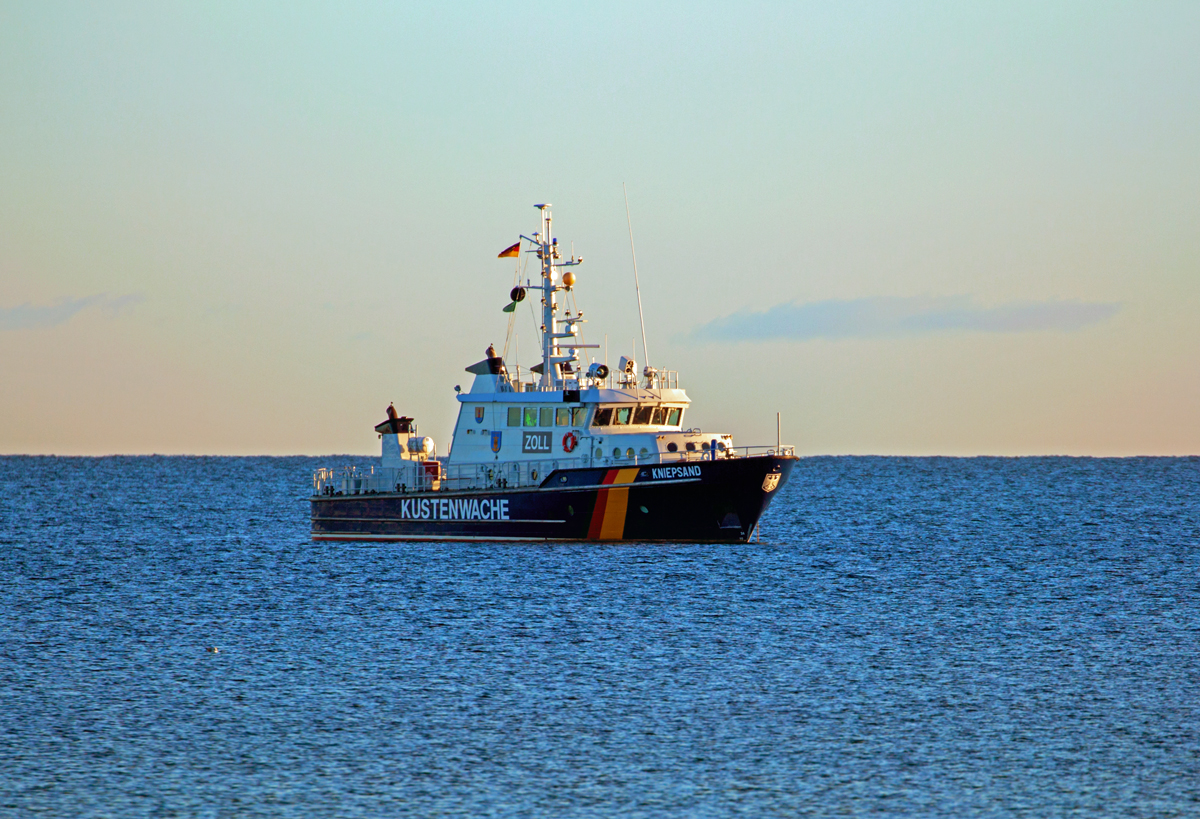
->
[497,242,521,258]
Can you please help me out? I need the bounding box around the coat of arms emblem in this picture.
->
[475,407,485,423]
[762,473,781,493]
[491,431,503,453]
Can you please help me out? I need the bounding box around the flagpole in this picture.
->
[502,246,520,360]
[623,184,650,375]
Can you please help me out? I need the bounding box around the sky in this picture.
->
[2,1,1198,456]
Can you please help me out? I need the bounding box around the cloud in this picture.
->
[0,294,144,331]
[691,296,1121,342]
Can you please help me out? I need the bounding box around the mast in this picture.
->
[538,204,555,389]
[528,203,583,390]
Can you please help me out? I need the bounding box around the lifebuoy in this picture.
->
[562,431,579,453]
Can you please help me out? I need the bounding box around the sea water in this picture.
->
[2,456,1198,817]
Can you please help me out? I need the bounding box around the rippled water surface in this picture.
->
[2,456,1199,817]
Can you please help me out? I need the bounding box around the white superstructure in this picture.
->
[314,204,789,498]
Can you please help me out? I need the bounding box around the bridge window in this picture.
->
[571,407,587,426]
[652,407,668,425]
[667,408,683,426]
[633,406,654,425]
[614,407,632,425]
[523,408,538,427]
[508,407,521,426]
[593,408,612,426]
[555,408,570,426]
[540,407,553,426]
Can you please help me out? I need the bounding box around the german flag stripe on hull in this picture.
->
[587,468,639,540]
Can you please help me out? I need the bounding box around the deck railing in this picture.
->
[313,444,795,496]
[313,458,590,496]
[500,368,682,393]
[658,444,795,462]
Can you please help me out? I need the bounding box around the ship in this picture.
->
[311,203,796,542]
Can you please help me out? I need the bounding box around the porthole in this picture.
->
[686,442,696,451]
[612,447,621,458]
[626,448,635,459]
[639,447,648,457]
[701,441,710,450]
[639,505,649,514]
[595,447,603,457]
[531,469,539,480]
[667,442,678,452]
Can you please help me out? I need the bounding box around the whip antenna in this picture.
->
[623,183,650,370]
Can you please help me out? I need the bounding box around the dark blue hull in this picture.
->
[311,455,795,542]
